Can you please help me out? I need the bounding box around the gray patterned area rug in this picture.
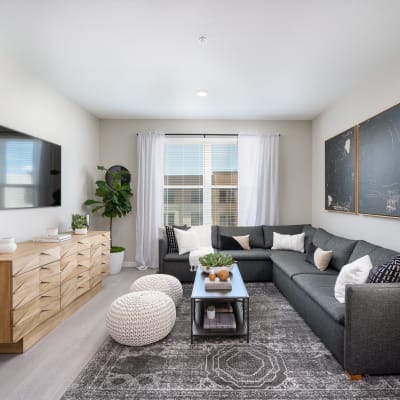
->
[62,283,400,399]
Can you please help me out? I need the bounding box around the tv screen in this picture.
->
[0,125,61,209]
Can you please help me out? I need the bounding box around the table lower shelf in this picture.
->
[191,298,249,342]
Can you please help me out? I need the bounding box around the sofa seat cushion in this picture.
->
[221,248,270,261]
[293,274,345,325]
[349,240,397,267]
[271,250,338,279]
[164,252,189,262]
[313,228,357,271]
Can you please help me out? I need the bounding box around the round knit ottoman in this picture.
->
[106,291,176,346]
[130,274,183,305]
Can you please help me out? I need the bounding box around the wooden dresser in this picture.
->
[0,231,110,353]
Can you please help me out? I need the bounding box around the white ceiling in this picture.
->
[1,0,400,120]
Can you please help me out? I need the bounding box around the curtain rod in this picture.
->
[136,133,281,136]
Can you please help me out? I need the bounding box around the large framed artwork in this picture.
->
[325,128,356,213]
[358,103,400,218]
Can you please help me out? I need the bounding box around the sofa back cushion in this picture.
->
[216,225,264,249]
[302,225,316,252]
[349,240,397,267]
[312,228,357,271]
[211,226,219,249]
[263,225,305,249]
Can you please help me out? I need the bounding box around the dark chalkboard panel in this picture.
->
[359,103,400,218]
[325,128,356,212]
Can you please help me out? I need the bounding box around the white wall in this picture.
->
[312,53,400,251]
[0,51,99,241]
[100,119,312,263]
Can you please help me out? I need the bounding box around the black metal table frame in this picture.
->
[190,296,250,344]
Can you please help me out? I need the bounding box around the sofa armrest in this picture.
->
[344,283,400,375]
[159,237,168,273]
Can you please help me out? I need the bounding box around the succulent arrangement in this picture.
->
[71,214,88,230]
[199,253,235,269]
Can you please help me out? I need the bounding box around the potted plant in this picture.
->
[84,166,133,274]
[71,214,88,235]
[199,253,235,273]
[206,305,216,320]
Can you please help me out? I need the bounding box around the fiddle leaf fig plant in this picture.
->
[84,166,133,249]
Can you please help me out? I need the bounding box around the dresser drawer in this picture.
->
[90,274,102,288]
[77,256,91,270]
[61,277,78,309]
[12,298,40,342]
[39,261,60,293]
[61,241,79,258]
[12,254,40,276]
[38,287,60,324]
[39,247,61,266]
[13,269,40,309]
[91,245,102,260]
[61,254,78,282]
[76,237,95,252]
[77,273,90,296]
[12,246,61,276]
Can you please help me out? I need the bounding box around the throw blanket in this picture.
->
[189,247,214,271]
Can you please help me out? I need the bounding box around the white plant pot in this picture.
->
[0,237,17,254]
[74,227,88,235]
[207,309,216,320]
[110,250,125,274]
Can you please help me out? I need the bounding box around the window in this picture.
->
[164,135,238,226]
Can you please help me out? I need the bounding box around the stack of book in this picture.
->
[33,233,72,243]
[204,277,232,291]
[203,302,236,330]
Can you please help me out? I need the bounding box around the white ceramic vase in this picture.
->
[110,250,125,274]
[0,237,17,254]
[207,308,216,320]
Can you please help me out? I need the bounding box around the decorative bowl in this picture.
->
[199,264,234,274]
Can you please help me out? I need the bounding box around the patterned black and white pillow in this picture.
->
[367,255,400,283]
[165,225,189,253]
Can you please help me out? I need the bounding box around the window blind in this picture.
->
[164,135,238,226]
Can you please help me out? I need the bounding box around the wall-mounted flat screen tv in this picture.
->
[0,125,61,209]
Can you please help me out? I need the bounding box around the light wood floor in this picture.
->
[0,268,152,400]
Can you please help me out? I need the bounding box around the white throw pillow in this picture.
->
[190,225,212,248]
[173,228,200,255]
[271,232,305,253]
[233,234,251,250]
[334,255,373,303]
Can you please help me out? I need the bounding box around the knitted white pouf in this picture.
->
[130,274,183,305]
[106,291,176,346]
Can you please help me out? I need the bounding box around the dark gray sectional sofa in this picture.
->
[158,224,400,376]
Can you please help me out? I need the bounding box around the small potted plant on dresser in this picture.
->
[84,165,133,274]
[71,214,88,234]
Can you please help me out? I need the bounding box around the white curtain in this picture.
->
[136,132,165,269]
[238,134,280,225]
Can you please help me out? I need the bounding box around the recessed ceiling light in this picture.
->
[198,34,207,45]
[196,90,208,97]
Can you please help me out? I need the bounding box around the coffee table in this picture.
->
[190,263,249,343]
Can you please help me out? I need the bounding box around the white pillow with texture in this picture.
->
[190,225,212,248]
[334,255,373,303]
[271,232,305,253]
[173,228,200,255]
